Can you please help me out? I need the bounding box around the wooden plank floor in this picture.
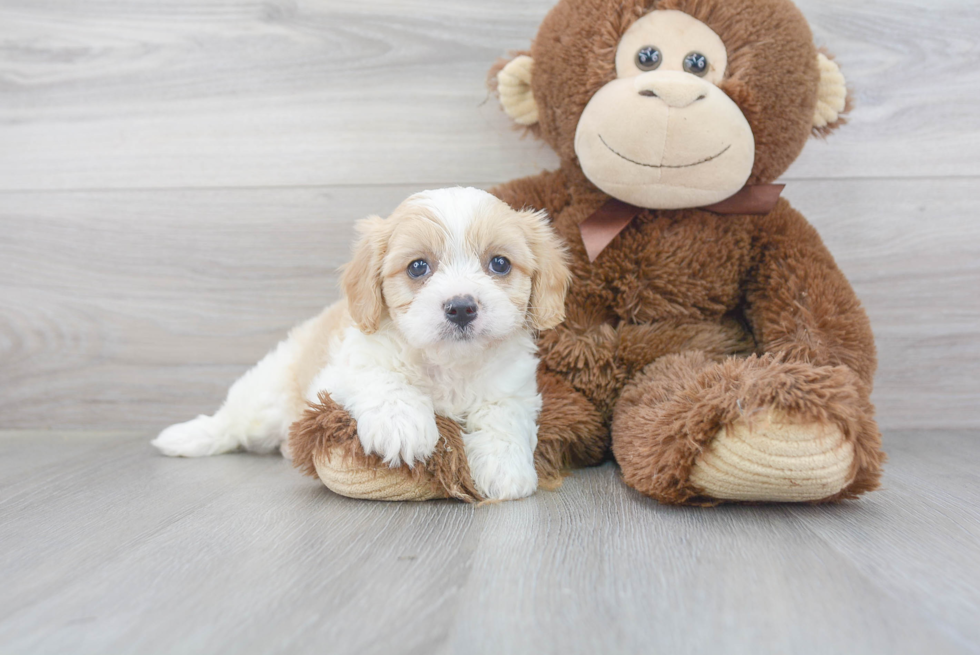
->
[1,430,978,654]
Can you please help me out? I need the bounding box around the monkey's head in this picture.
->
[493,0,849,209]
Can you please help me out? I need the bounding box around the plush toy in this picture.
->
[290,0,885,505]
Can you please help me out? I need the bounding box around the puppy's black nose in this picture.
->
[444,295,478,328]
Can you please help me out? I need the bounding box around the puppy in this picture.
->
[152,187,571,500]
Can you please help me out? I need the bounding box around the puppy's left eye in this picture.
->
[489,256,511,275]
[407,259,430,279]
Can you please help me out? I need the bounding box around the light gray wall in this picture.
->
[1,0,977,430]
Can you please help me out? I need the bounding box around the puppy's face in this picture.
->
[343,188,570,351]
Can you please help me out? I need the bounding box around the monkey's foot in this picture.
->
[314,448,445,501]
[612,352,884,505]
[290,392,481,503]
[689,410,854,502]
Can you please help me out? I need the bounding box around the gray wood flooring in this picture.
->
[1,430,978,654]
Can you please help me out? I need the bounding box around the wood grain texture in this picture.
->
[2,179,977,430]
[0,430,977,654]
[0,0,978,190]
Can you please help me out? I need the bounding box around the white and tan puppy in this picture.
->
[153,187,570,500]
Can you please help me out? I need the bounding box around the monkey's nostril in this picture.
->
[639,89,658,98]
[696,94,707,101]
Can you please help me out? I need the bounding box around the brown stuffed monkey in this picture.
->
[290,0,885,505]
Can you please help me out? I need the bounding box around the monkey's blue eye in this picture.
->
[683,52,709,76]
[636,46,662,71]
[489,256,511,275]
[407,259,430,278]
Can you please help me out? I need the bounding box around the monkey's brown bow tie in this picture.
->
[579,184,785,262]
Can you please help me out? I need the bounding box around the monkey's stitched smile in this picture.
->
[599,134,731,169]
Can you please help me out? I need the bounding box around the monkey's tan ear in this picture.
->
[342,215,389,334]
[812,53,849,135]
[497,55,540,126]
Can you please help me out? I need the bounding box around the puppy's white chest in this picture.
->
[414,363,482,417]
[323,327,538,421]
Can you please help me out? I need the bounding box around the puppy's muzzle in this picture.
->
[444,295,478,329]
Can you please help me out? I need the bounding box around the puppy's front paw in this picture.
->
[472,455,538,501]
[355,401,439,468]
[152,415,225,457]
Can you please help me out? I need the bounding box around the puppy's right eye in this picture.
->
[407,259,430,279]
[489,256,511,275]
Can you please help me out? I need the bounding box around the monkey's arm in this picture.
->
[743,200,876,388]
[490,169,572,217]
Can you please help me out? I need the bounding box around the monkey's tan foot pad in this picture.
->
[314,448,447,501]
[689,411,855,502]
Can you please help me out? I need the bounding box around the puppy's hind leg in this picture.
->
[153,332,306,458]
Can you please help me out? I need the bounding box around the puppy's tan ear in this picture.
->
[342,215,390,334]
[524,210,571,331]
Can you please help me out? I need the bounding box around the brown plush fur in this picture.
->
[489,0,884,504]
[534,368,608,484]
[612,352,882,505]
